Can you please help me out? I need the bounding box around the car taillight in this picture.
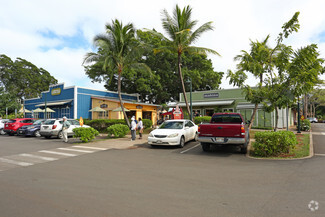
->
[52,125,57,129]
[198,125,200,133]
[241,124,245,136]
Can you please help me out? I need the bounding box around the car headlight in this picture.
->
[167,133,179,138]
[149,133,153,137]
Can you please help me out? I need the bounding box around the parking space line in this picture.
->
[19,153,58,161]
[180,144,201,154]
[0,157,34,167]
[72,145,107,150]
[39,150,77,157]
[58,148,94,153]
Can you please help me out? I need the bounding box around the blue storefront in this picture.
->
[24,83,138,119]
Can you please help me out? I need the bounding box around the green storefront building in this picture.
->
[176,88,294,129]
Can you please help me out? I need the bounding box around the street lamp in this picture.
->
[186,78,192,121]
[297,96,301,134]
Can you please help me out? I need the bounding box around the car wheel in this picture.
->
[0,129,5,135]
[240,146,247,154]
[179,136,185,148]
[58,131,63,139]
[201,143,210,152]
[16,128,21,136]
[34,130,41,137]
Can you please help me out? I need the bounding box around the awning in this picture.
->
[33,108,44,112]
[44,108,55,112]
[177,100,234,107]
[36,100,72,107]
[236,103,268,109]
[89,107,106,112]
[112,107,130,112]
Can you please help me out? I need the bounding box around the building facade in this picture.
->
[177,88,294,129]
[24,83,159,124]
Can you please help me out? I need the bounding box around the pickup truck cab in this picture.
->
[198,113,250,153]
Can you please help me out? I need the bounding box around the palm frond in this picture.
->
[188,21,214,44]
[185,46,220,56]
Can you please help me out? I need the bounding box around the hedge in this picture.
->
[194,116,212,125]
[142,119,152,129]
[253,131,297,157]
[298,119,311,131]
[84,119,127,132]
[107,124,130,138]
[73,127,99,143]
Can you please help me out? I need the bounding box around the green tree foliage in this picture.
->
[0,54,57,116]
[83,20,150,127]
[146,5,220,117]
[107,124,130,138]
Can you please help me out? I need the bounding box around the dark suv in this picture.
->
[4,118,35,136]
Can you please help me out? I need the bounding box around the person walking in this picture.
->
[138,117,143,139]
[62,116,71,143]
[130,116,136,141]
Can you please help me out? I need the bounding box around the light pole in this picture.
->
[297,96,301,134]
[186,78,192,121]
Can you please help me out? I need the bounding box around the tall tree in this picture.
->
[83,20,150,127]
[147,5,220,119]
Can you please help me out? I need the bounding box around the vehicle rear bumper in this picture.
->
[198,136,246,145]
[40,131,59,136]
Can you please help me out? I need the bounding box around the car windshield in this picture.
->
[44,120,55,125]
[159,121,184,129]
[211,114,242,123]
[33,120,43,125]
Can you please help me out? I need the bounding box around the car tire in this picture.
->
[16,128,21,136]
[240,146,247,154]
[34,130,41,137]
[179,136,185,148]
[0,129,5,135]
[201,143,211,152]
[58,131,63,139]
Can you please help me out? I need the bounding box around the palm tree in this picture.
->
[83,19,149,127]
[149,5,220,119]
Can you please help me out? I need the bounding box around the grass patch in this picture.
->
[250,133,310,159]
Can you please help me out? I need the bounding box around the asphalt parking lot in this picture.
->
[0,126,325,217]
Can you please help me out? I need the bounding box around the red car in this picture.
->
[4,118,35,136]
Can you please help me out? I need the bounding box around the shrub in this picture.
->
[107,124,130,138]
[300,119,311,131]
[85,119,127,132]
[253,131,297,157]
[194,116,212,125]
[73,127,99,143]
[142,119,152,129]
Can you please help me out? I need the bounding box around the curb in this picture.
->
[246,130,314,161]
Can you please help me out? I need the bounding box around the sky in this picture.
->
[1,0,325,92]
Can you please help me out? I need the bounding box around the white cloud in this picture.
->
[1,0,325,95]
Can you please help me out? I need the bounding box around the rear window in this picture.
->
[44,120,55,125]
[8,119,16,123]
[211,114,243,123]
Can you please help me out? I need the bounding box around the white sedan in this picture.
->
[148,119,198,148]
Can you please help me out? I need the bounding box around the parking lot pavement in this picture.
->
[312,123,325,156]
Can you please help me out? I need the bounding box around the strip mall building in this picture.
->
[24,83,159,123]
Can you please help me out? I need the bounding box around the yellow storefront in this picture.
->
[91,97,159,125]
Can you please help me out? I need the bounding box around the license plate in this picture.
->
[216,138,224,142]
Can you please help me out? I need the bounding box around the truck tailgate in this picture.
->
[199,124,242,137]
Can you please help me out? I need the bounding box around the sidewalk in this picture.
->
[69,134,149,150]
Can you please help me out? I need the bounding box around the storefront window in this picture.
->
[205,109,214,116]
[61,108,70,118]
[99,111,108,118]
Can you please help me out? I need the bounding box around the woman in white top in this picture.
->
[138,118,143,139]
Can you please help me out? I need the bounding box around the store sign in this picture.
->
[100,104,108,108]
[204,93,219,98]
[51,88,61,96]
[136,105,143,109]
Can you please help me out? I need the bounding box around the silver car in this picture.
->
[0,119,9,135]
[40,119,89,139]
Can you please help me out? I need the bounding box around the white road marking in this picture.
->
[315,153,325,157]
[0,157,33,166]
[39,150,77,157]
[72,145,107,150]
[180,144,201,154]
[19,153,58,161]
[58,148,94,153]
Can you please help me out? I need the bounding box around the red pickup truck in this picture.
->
[198,113,250,153]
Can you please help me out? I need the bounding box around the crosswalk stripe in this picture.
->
[39,150,77,157]
[72,145,107,150]
[58,148,94,153]
[19,153,58,161]
[0,157,33,166]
